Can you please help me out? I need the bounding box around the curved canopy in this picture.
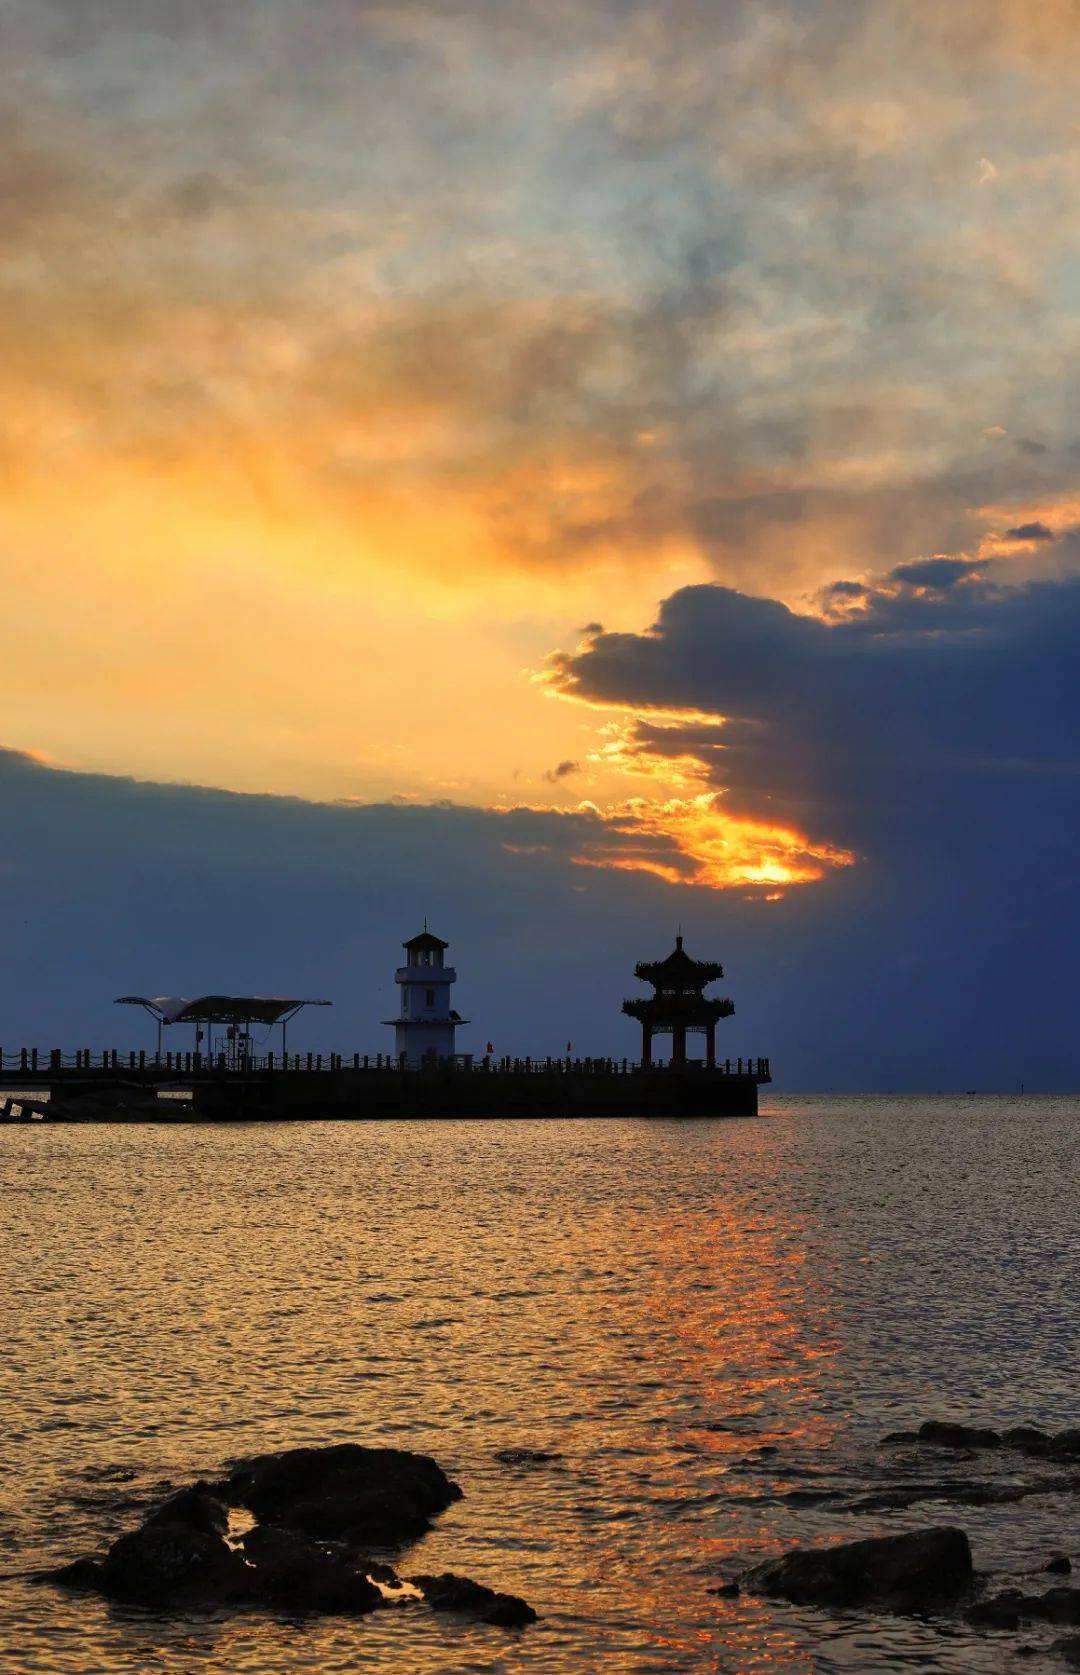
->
[115,995,331,1025]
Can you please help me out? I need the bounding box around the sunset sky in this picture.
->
[3,0,1080,1084]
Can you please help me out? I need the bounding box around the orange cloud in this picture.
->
[573,793,856,893]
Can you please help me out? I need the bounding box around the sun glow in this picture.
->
[573,792,856,893]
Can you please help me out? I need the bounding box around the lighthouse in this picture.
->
[383,928,467,1067]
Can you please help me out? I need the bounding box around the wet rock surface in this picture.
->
[96,1520,251,1607]
[881,1421,1080,1462]
[916,1421,1003,1451]
[216,1443,463,1549]
[36,1443,535,1631]
[968,1588,1080,1629]
[412,1571,538,1626]
[747,1526,974,1614]
[239,1525,385,1615]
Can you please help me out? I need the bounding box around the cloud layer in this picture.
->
[548,562,1080,855]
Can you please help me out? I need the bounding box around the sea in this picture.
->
[0,1095,1077,1673]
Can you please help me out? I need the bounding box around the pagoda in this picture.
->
[623,934,734,1067]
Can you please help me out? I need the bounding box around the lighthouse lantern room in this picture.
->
[383,928,467,1067]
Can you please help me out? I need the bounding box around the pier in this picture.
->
[0,1050,770,1121]
[0,931,771,1121]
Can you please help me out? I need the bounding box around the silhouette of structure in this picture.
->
[5,932,770,1119]
[622,934,734,1067]
[114,993,331,1061]
[382,928,468,1067]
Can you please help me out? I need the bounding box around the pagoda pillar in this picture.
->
[706,1023,716,1068]
[641,1025,653,1068]
[672,1024,687,1067]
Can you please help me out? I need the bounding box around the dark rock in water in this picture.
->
[99,1520,250,1607]
[1052,1431,1080,1460]
[219,1444,463,1549]
[145,1486,229,1537]
[845,1476,1080,1514]
[494,1448,562,1467]
[917,1421,1001,1450]
[33,1558,105,1592]
[707,1579,740,1597]
[1046,1556,1073,1576]
[967,1588,1027,1630]
[747,1526,973,1614]
[969,1588,1080,1628]
[34,1442,536,1632]
[1040,1589,1080,1626]
[1052,1636,1080,1669]
[412,1571,537,1626]
[1003,1427,1052,1456]
[879,1431,919,1446]
[240,1524,384,1615]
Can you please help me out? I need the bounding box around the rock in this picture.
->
[879,1431,919,1446]
[412,1571,537,1627]
[1051,1637,1080,1669]
[707,1579,740,1596]
[32,1558,105,1592]
[1004,1427,1052,1456]
[969,1588,1080,1628]
[1047,1556,1073,1576]
[747,1526,974,1614]
[144,1486,229,1537]
[240,1524,384,1615]
[968,1588,1027,1629]
[494,1448,562,1467]
[99,1520,250,1607]
[1040,1589,1080,1626]
[219,1443,463,1549]
[917,1421,1001,1450]
[1052,1431,1080,1461]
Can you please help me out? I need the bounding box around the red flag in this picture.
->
[566,1041,573,1054]
[486,1042,494,1055]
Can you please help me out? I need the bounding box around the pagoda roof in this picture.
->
[634,934,724,988]
[403,929,449,952]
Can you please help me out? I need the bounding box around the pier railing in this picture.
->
[0,1048,771,1079]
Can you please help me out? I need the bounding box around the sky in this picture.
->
[3,0,1079,1087]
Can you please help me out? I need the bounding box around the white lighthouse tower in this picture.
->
[383,927,467,1067]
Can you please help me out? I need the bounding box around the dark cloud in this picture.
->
[1004,521,1054,541]
[887,557,983,591]
[545,570,1080,1085]
[550,569,1080,836]
[0,746,689,1055]
[543,758,581,781]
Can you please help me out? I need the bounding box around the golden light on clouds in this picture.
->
[573,793,856,893]
[3,0,1079,904]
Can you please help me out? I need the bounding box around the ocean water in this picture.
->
[0,1095,1077,1674]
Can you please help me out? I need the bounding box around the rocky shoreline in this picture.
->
[35,1442,537,1629]
[721,1417,1080,1667]
[30,1419,1080,1663]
